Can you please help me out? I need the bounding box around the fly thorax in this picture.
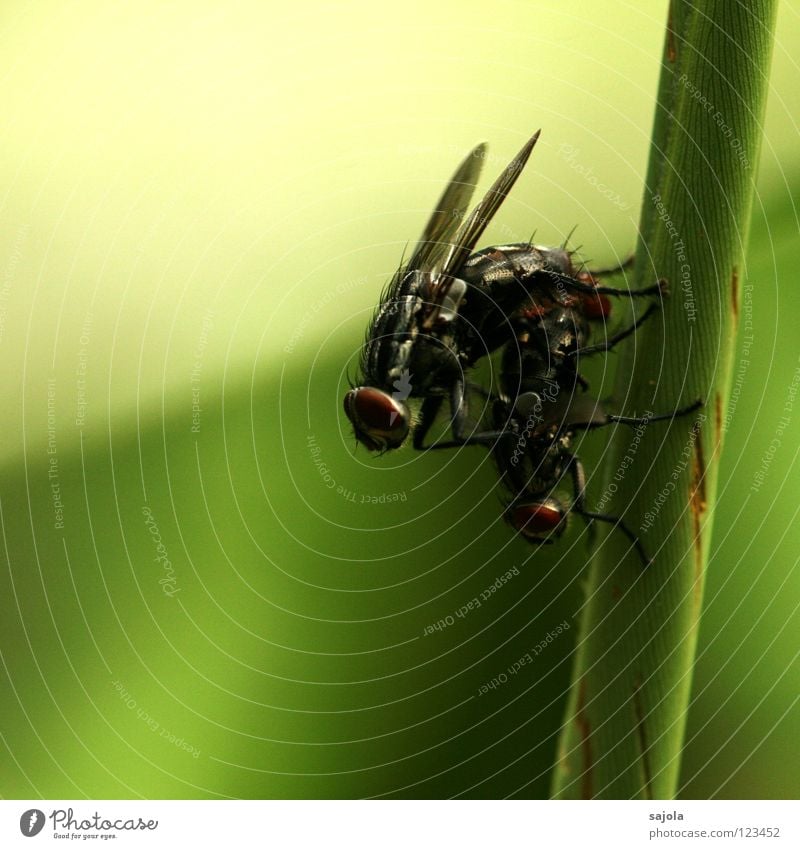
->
[418,272,467,326]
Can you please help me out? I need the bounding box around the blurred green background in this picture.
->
[1,0,798,799]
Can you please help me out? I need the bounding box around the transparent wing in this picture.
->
[405,142,487,275]
[440,129,541,280]
[422,130,541,325]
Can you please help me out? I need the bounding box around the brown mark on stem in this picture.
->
[690,424,708,605]
[666,0,677,63]
[632,678,653,799]
[731,265,739,324]
[576,679,594,799]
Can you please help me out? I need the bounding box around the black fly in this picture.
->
[344,131,664,453]
[344,130,542,452]
[343,131,703,564]
[487,303,701,565]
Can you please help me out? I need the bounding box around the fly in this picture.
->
[344,131,661,453]
[344,130,541,451]
[489,306,702,566]
[343,130,704,563]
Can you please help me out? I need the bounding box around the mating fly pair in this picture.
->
[343,130,698,564]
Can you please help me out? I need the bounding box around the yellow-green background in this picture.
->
[1,1,798,798]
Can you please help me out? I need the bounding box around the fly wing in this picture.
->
[386,143,486,303]
[420,130,541,326]
[440,130,540,279]
[360,144,485,382]
[404,142,487,276]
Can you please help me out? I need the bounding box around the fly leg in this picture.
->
[547,270,665,299]
[567,302,659,359]
[564,453,651,567]
[564,399,704,434]
[415,379,517,450]
[605,399,703,427]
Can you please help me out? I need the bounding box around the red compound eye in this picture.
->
[582,291,612,320]
[510,500,566,540]
[343,387,410,451]
[576,271,612,320]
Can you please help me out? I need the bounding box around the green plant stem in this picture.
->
[551,0,777,799]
